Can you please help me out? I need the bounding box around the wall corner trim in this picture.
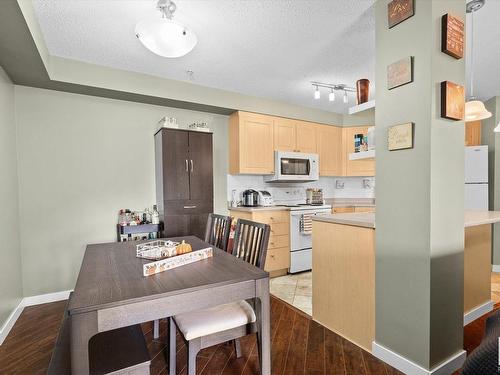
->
[492,264,500,273]
[0,289,72,345]
[372,342,466,375]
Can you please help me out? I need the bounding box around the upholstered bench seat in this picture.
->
[174,300,256,340]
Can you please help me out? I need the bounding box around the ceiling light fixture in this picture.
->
[311,82,355,105]
[135,0,197,58]
[329,89,335,102]
[314,86,321,100]
[465,0,491,122]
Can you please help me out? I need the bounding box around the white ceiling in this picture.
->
[30,0,500,114]
[32,0,376,114]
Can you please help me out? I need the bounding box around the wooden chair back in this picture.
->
[204,213,232,252]
[231,219,270,270]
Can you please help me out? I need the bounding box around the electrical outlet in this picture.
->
[335,180,345,189]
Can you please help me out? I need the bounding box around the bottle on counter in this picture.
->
[152,205,160,225]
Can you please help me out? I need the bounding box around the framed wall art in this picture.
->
[388,123,414,151]
[387,56,414,90]
[388,0,415,28]
[442,13,464,59]
[441,81,465,121]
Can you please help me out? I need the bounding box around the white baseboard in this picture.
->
[463,300,494,326]
[372,342,466,375]
[23,289,72,307]
[0,300,25,345]
[492,264,500,273]
[0,289,72,346]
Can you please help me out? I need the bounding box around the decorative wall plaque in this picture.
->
[442,13,464,59]
[441,81,465,121]
[388,0,415,28]
[388,123,414,151]
[387,57,413,90]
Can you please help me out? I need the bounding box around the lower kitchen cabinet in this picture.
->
[229,209,290,276]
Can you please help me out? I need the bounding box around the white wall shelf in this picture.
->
[349,149,375,160]
[348,100,375,115]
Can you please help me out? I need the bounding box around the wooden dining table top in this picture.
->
[68,236,269,315]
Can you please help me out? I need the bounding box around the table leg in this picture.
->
[169,317,177,375]
[71,311,98,375]
[255,277,270,375]
[153,319,160,339]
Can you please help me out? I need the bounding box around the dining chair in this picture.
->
[204,213,232,252]
[169,219,271,375]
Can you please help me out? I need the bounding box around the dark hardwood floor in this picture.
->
[0,296,493,375]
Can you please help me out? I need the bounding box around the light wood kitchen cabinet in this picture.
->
[274,119,317,153]
[229,112,275,175]
[354,206,375,213]
[230,209,290,276]
[343,126,375,177]
[332,207,355,214]
[317,125,344,176]
[295,121,318,153]
[465,121,482,146]
[273,118,296,152]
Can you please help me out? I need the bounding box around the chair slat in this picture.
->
[231,219,271,270]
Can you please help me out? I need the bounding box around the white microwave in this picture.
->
[264,151,319,182]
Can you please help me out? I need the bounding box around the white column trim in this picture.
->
[492,264,500,273]
[0,289,72,345]
[372,342,466,375]
[463,300,494,326]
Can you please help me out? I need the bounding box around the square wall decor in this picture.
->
[387,57,413,90]
[388,0,415,28]
[442,13,464,59]
[388,122,414,151]
[441,81,465,121]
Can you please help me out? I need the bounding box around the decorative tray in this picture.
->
[136,240,213,276]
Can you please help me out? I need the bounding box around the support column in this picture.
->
[374,0,466,374]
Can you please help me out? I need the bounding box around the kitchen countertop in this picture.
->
[313,210,500,229]
[228,206,291,212]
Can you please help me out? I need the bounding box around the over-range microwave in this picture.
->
[264,151,319,182]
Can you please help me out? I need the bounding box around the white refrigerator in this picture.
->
[465,145,489,210]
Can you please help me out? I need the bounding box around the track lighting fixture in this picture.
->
[311,82,355,105]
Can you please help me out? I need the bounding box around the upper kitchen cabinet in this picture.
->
[273,117,297,152]
[317,125,344,176]
[274,119,317,153]
[465,121,482,146]
[343,126,375,176]
[229,111,275,175]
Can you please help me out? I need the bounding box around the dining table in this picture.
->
[68,236,271,375]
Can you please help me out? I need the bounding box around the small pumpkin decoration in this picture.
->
[176,240,192,255]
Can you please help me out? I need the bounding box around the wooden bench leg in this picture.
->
[169,318,176,375]
[234,338,242,358]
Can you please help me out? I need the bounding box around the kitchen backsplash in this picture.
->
[227,175,375,203]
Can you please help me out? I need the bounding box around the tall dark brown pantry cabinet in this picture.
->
[155,128,214,238]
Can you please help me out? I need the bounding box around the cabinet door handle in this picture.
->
[190,160,194,172]
[185,159,189,172]
[183,205,197,209]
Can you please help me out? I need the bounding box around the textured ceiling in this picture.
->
[30,0,500,114]
[31,0,376,114]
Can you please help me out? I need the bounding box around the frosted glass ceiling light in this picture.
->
[329,89,335,102]
[465,0,491,122]
[314,86,320,100]
[136,0,197,58]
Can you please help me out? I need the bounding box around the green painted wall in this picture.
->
[0,67,23,329]
[14,86,229,296]
[375,0,465,370]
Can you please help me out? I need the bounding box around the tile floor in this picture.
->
[270,271,312,315]
[271,271,500,317]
